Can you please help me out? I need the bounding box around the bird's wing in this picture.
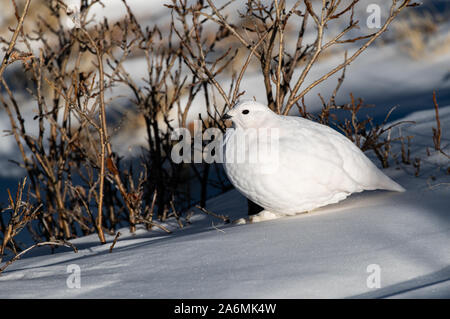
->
[275,116,387,192]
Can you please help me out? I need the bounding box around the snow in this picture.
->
[0,0,449,298]
[62,0,170,25]
[0,104,448,298]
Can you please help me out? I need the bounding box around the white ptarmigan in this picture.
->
[222,100,405,223]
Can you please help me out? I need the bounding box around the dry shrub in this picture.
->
[0,0,417,257]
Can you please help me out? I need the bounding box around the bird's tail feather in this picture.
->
[378,174,406,192]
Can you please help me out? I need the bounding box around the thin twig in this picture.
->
[0,0,32,79]
[109,232,121,253]
[0,241,78,275]
[284,0,412,114]
[195,205,230,223]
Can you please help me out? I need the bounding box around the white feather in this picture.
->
[222,101,405,217]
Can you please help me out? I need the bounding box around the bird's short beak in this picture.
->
[222,113,232,120]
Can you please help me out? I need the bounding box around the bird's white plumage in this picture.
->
[222,101,405,220]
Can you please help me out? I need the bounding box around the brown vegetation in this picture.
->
[0,0,423,269]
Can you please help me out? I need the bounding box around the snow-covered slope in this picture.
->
[0,106,448,298]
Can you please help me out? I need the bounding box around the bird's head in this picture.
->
[222,100,276,129]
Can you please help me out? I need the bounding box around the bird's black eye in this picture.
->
[242,110,249,115]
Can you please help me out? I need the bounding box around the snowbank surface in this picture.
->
[0,0,449,299]
[0,106,449,299]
